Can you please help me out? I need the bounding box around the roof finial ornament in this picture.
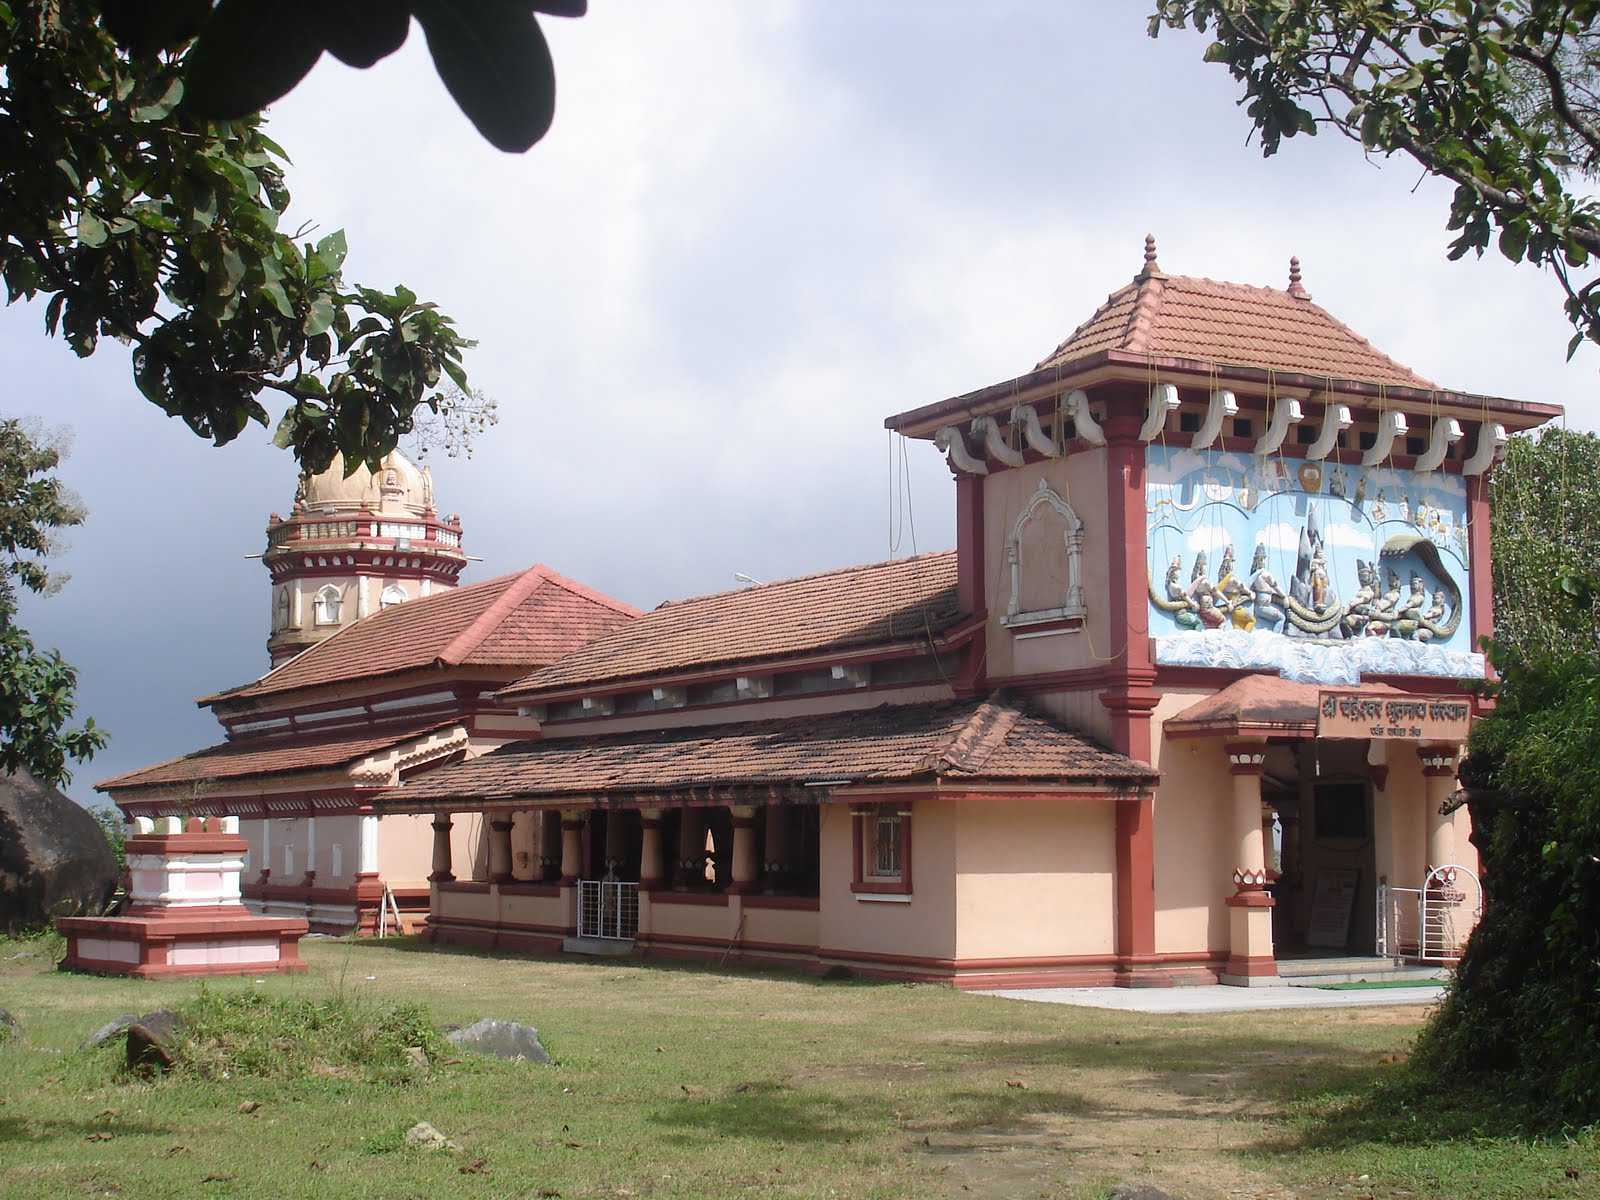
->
[1137,232,1162,280]
[1287,255,1310,299]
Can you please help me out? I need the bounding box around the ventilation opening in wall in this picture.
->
[1178,411,1201,434]
[1296,424,1314,444]
[1358,430,1377,450]
[1406,436,1426,456]
[1233,418,1253,439]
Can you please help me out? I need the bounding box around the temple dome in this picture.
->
[295,449,433,517]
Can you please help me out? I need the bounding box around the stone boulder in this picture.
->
[0,1006,18,1041]
[0,769,116,932]
[445,1018,551,1064]
[85,1012,139,1048]
[125,1009,185,1072]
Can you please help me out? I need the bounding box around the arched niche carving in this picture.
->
[1002,479,1086,628]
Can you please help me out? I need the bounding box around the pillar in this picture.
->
[352,810,384,929]
[259,816,272,884]
[303,815,317,885]
[639,809,665,890]
[560,812,583,885]
[729,806,758,893]
[488,814,514,884]
[357,813,379,876]
[1419,745,1459,872]
[1223,741,1276,985]
[428,813,454,883]
[675,806,703,888]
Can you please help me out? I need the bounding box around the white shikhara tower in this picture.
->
[262,450,467,665]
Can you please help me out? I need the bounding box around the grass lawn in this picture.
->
[2,934,1594,1200]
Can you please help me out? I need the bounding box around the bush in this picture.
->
[162,989,449,1085]
[1411,649,1600,1125]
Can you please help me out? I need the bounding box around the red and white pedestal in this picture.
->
[57,816,307,978]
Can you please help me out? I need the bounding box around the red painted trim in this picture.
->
[739,894,820,911]
[496,882,562,897]
[1467,473,1494,657]
[435,880,490,895]
[1222,954,1279,978]
[124,833,247,855]
[650,890,730,907]
[956,472,985,618]
[1225,891,1276,909]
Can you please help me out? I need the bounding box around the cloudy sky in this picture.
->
[7,3,1594,803]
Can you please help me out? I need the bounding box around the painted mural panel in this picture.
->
[1145,447,1484,684]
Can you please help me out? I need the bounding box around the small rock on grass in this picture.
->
[1110,1186,1179,1200]
[405,1121,460,1152]
[86,1013,139,1048]
[0,1006,18,1039]
[125,1010,185,1073]
[445,1018,550,1065]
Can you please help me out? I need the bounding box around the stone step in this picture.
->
[561,936,635,957]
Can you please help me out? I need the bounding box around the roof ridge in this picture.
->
[656,550,958,611]
[437,566,555,665]
[1121,273,1167,356]
[930,690,1021,774]
[524,563,643,619]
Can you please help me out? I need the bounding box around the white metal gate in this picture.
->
[577,880,639,941]
[1377,865,1482,962]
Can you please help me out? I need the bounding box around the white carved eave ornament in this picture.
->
[348,725,470,785]
[1002,480,1087,630]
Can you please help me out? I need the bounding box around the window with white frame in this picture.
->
[313,584,342,625]
[379,583,407,609]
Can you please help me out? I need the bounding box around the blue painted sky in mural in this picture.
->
[1146,446,1472,652]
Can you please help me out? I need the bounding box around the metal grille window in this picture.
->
[871,814,901,877]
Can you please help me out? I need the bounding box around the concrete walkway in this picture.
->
[983,983,1445,1014]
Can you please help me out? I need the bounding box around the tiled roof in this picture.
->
[382,693,1156,807]
[502,552,964,698]
[1162,676,1412,736]
[1036,254,1436,389]
[97,718,457,793]
[204,566,639,705]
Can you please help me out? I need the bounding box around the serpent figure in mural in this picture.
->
[1149,528,1462,642]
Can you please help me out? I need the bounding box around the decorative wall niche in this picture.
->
[1002,480,1086,630]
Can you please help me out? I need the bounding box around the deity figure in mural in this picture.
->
[1399,494,1412,524]
[1309,545,1333,609]
[1249,543,1286,631]
[1351,472,1368,510]
[1420,587,1449,639]
[1343,560,1377,637]
[1215,545,1253,630]
[1189,551,1213,603]
[1372,488,1388,521]
[1366,567,1404,637]
[1329,467,1347,498]
[1163,556,1202,629]
[1392,573,1429,639]
[1195,591,1226,628]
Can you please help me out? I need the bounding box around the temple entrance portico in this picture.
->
[1162,677,1478,985]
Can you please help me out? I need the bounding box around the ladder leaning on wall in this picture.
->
[375,884,406,938]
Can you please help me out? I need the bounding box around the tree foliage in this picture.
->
[99,1,587,155]
[0,0,489,476]
[0,419,104,786]
[1150,2,1600,356]
[1489,426,1600,658]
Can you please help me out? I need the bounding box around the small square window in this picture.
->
[853,806,911,896]
[870,814,901,877]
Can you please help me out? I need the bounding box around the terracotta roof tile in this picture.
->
[97,718,457,793]
[1037,270,1435,390]
[502,552,963,698]
[204,566,639,705]
[381,693,1155,807]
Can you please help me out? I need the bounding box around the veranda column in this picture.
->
[429,812,454,883]
[303,815,318,885]
[729,805,758,893]
[488,813,514,884]
[1223,741,1277,985]
[1418,745,1459,872]
[259,816,272,885]
[353,810,383,933]
[560,812,584,885]
[639,809,665,890]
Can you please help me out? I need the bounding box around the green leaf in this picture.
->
[412,0,557,153]
[262,280,295,318]
[304,296,336,337]
[315,229,348,272]
[181,0,325,120]
[132,77,185,122]
[77,212,107,247]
